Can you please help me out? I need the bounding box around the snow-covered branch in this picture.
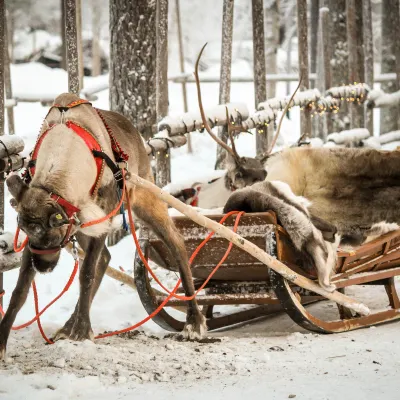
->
[367,89,400,108]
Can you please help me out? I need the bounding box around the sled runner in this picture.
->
[134,212,400,333]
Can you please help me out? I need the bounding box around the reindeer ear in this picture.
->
[6,175,28,202]
[49,212,69,228]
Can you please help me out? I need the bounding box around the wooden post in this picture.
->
[215,0,234,170]
[64,0,80,94]
[297,0,312,138]
[310,0,319,89]
[316,7,332,140]
[76,0,84,90]
[4,13,14,135]
[0,0,5,309]
[363,0,374,135]
[252,0,270,155]
[155,0,170,187]
[264,0,279,98]
[175,0,191,152]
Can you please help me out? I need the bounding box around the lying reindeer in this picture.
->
[225,146,400,291]
[0,93,206,359]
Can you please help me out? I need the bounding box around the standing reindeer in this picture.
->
[0,93,206,359]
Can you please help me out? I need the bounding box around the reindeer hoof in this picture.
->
[53,317,94,342]
[180,313,207,341]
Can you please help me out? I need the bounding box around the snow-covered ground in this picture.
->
[0,63,399,399]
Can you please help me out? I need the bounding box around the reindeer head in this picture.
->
[7,175,70,273]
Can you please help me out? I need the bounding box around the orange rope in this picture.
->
[4,173,244,342]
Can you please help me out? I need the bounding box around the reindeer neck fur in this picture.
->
[30,93,117,237]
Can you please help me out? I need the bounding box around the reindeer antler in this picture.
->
[266,76,303,155]
[194,44,241,164]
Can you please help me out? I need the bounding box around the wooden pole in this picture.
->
[64,0,80,94]
[129,173,370,316]
[0,0,5,310]
[252,0,270,155]
[155,0,170,187]
[296,0,312,138]
[215,0,234,170]
[3,12,14,135]
[363,0,374,135]
[175,0,191,152]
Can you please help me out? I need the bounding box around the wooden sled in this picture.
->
[134,212,400,333]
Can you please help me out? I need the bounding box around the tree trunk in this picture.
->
[310,0,319,89]
[328,0,349,131]
[264,0,279,97]
[0,0,5,308]
[347,0,364,129]
[380,0,400,134]
[109,0,157,140]
[76,0,84,90]
[64,0,80,94]
[363,0,374,134]
[215,0,234,170]
[155,0,170,187]
[297,0,312,138]
[4,19,14,134]
[61,0,66,70]
[91,0,101,76]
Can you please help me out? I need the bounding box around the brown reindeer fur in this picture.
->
[265,147,400,243]
[0,94,205,359]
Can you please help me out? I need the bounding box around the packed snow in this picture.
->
[0,62,399,399]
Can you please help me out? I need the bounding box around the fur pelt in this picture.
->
[224,180,338,292]
[264,147,400,244]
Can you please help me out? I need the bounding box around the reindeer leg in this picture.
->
[53,234,108,342]
[0,248,36,359]
[131,186,206,340]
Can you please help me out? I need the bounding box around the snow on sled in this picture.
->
[134,211,400,334]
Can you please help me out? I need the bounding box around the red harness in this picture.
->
[24,98,128,254]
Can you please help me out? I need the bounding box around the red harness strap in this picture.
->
[29,121,103,197]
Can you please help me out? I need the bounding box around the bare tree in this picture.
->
[380,0,400,134]
[109,0,156,140]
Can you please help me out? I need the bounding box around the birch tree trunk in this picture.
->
[380,0,400,134]
[76,0,84,90]
[61,0,66,70]
[4,20,14,134]
[109,0,157,140]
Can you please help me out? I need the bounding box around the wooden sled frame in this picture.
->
[134,210,400,334]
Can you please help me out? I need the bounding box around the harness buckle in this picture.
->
[71,236,79,260]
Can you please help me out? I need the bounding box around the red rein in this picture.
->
[1,177,244,342]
